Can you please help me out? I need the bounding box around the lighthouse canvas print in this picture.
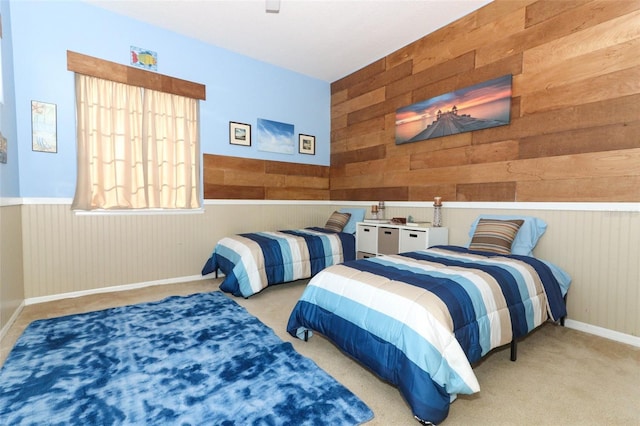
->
[395,74,512,144]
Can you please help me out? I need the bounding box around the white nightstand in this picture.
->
[356,222,448,259]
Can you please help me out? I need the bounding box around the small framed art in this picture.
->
[0,133,7,164]
[31,100,57,153]
[229,121,251,146]
[130,46,158,71]
[298,134,315,155]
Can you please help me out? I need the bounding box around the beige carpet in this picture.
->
[2,279,639,425]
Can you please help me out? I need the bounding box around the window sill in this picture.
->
[73,208,205,216]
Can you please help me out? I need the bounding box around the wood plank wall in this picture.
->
[330,0,640,202]
[203,154,330,199]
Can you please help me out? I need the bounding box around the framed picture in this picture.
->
[395,74,512,144]
[31,100,57,153]
[229,121,251,146]
[298,134,315,155]
[130,46,158,71]
[257,118,295,154]
[0,132,7,164]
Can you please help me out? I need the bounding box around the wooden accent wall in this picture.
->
[330,0,640,202]
[203,154,330,200]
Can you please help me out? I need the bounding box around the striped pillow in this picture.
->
[324,211,351,232]
[468,218,524,255]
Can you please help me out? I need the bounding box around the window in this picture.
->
[67,51,205,211]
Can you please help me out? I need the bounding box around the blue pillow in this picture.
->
[467,215,547,256]
[540,259,572,297]
[339,208,366,234]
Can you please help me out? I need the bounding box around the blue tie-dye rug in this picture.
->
[0,291,373,425]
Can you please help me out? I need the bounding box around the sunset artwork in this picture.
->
[395,74,512,144]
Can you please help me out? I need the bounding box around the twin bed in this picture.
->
[201,213,570,425]
[201,209,363,298]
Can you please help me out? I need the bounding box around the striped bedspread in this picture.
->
[201,227,355,298]
[286,246,567,424]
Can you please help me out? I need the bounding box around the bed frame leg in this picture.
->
[510,340,517,362]
[560,294,567,326]
[413,415,434,425]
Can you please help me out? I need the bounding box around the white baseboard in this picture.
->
[0,301,25,342]
[24,274,212,306]
[564,319,640,348]
[7,276,639,350]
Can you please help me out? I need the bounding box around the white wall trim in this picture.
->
[203,199,334,205]
[444,201,640,212]
[0,197,23,207]
[24,275,211,305]
[17,197,72,205]
[0,301,25,342]
[564,319,640,348]
[7,198,640,212]
[202,199,640,212]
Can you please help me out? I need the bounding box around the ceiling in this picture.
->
[87,0,491,82]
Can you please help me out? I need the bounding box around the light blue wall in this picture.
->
[9,0,330,198]
[0,0,19,198]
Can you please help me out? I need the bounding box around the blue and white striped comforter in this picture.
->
[286,246,567,424]
[202,227,355,298]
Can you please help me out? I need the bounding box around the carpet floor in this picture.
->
[2,279,639,425]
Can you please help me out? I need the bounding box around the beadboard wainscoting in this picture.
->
[18,201,336,301]
[2,200,639,347]
[0,204,24,342]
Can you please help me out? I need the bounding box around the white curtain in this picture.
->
[143,89,200,209]
[72,74,200,210]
